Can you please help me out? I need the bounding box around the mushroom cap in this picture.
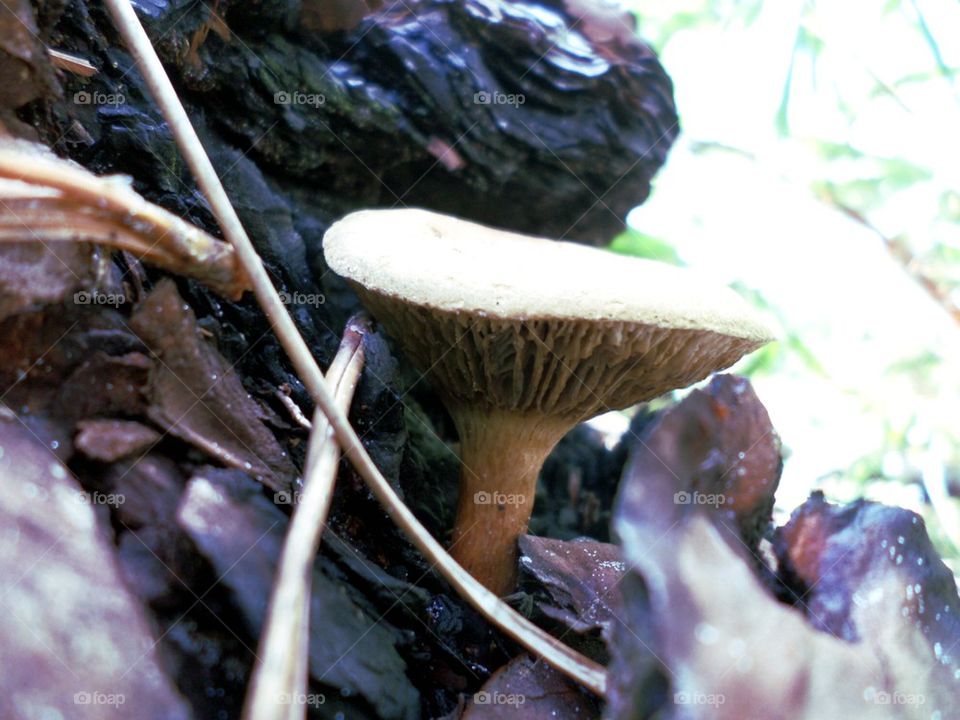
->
[323,208,776,419]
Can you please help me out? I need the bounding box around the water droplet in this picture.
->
[695,623,719,645]
[728,638,746,657]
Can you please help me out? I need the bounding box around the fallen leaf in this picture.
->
[75,418,161,462]
[0,411,190,719]
[0,0,58,111]
[0,241,96,322]
[300,0,385,32]
[102,453,187,530]
[54,351,153,421]
[607,375,960,719]
[463,654,599,719]
[518,535,624,662]
[776,492,960,648]
[617,374,781,555]
[0,308,150,420]
[130,279,295,490]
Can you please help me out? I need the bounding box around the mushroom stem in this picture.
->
[449,408,572,595]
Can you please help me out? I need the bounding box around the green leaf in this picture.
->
[908,0,952,81]
[607,229,683,265]
[786,334,828,377]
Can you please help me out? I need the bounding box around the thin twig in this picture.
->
[48,48,98,76]
[243,315,368,720]
[0,148,248,298]
[103,0,607,696]
[275,386,313,430]
[820,191,960,327]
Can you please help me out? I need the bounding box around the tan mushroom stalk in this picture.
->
[324,209,775,595]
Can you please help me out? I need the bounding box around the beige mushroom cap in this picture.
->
[324,208,774,342]
[323,208,776,418]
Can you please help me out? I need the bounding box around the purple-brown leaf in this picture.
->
[463,654,598,719]
[130,279,295,490]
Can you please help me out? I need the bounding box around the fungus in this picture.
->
[323,209,775,594]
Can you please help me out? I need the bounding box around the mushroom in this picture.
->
[323,208,775,594]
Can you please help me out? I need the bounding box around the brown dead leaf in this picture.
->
[0,0,58,111]
[53,351,152,421]
[0,410,190,719]
[75,418,161,462]
[463,654,598,719]
[619,374,781,555]
[776,492,960,648]
[0,241,96,322]
[0,310,148,419]
[607,375,960,719]
[518,535,624,645]
[130,279,295,490]
[300,0,385,32]
[103,453,186,531]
